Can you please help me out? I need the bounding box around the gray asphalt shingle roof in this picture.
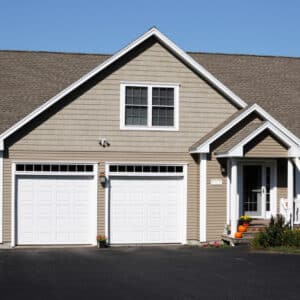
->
[214,120,264,155]
[0,49,299,139]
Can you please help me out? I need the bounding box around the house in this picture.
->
[0,28,299,247]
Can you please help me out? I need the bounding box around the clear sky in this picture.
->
[0,0,299,57]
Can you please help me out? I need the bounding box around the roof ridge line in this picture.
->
[1,49,299,60]
[187,51,300,60]
[0,49,112,56]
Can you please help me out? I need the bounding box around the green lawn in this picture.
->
[253,246,300,254]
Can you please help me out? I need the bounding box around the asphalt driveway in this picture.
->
[0,245,299,299]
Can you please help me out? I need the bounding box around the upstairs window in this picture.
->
[121,83,179,130]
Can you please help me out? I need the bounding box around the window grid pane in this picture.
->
[125,86,148,126]
[152,107,174,126]
[152,87,175,126]
[15,164,94,173]
[125,106,147,125]
[125,86,147,105]
[109,164,184,173]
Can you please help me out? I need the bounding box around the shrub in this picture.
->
[282,228,300,247]
[251,215,297,248]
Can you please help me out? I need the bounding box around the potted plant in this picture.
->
[96,235,108,248]
[239,215,252,227]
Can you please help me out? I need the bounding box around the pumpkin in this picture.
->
[234,232,243,238]
[243,222,249,228]
[238,225,247,232]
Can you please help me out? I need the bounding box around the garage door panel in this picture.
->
[110,177,183,244]
[17,175,94,245]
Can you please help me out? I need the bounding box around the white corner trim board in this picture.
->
[199,154,207,242]
[0,151,3,243]
[0,27,247,150]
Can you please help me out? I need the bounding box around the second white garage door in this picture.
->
[109,177,185,244]
[17,175,95,245]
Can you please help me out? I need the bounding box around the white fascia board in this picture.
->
[192,103,300,154]
[0,28,248,149]
[216,122,300,158]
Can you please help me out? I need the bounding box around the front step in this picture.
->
[221,235,251,246]
[246,225,266,233]
[222,221,268,246]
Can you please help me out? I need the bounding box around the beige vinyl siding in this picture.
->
[2,41,239,243]
[206,154,227,241]
[244,132,288,157]
[277,158,288,213]
[2,151,199,242]
[9,42,237,153]
[2,157,11,242]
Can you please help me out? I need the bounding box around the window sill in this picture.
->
[120,126,179,132]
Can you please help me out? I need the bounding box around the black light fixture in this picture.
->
[100,172,106,186]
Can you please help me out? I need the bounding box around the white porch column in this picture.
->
[287,158,294,225]
[199,153,207,242]
[293,158,300,224]
[226,159,231,225]
[230,158,238,237]
[0,151,3,243]
[293,158,300,200]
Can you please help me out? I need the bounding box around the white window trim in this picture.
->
[120,83,179,131]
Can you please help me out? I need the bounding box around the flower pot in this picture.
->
[97,240,107,248]
[238,225,247,233]
[243,222,249,228]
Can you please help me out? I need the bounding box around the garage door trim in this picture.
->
[11,162,98,247]
[105,163,187,244]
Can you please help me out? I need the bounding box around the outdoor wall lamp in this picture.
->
[100,172,106,186]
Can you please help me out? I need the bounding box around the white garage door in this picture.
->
[110,176,184,244]
[17,175,94,245]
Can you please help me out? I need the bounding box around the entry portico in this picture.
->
[191,104,300,240]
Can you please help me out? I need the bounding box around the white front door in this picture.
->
[109,176,184,244]
[17,175,94,245]
[240,162,276,219]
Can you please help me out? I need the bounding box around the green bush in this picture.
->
[252,215,300,248]
[282,229,300,247]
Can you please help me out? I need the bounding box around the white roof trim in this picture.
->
[191,103,300,154]
[0,27,248,150]
[216,122,300,157]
